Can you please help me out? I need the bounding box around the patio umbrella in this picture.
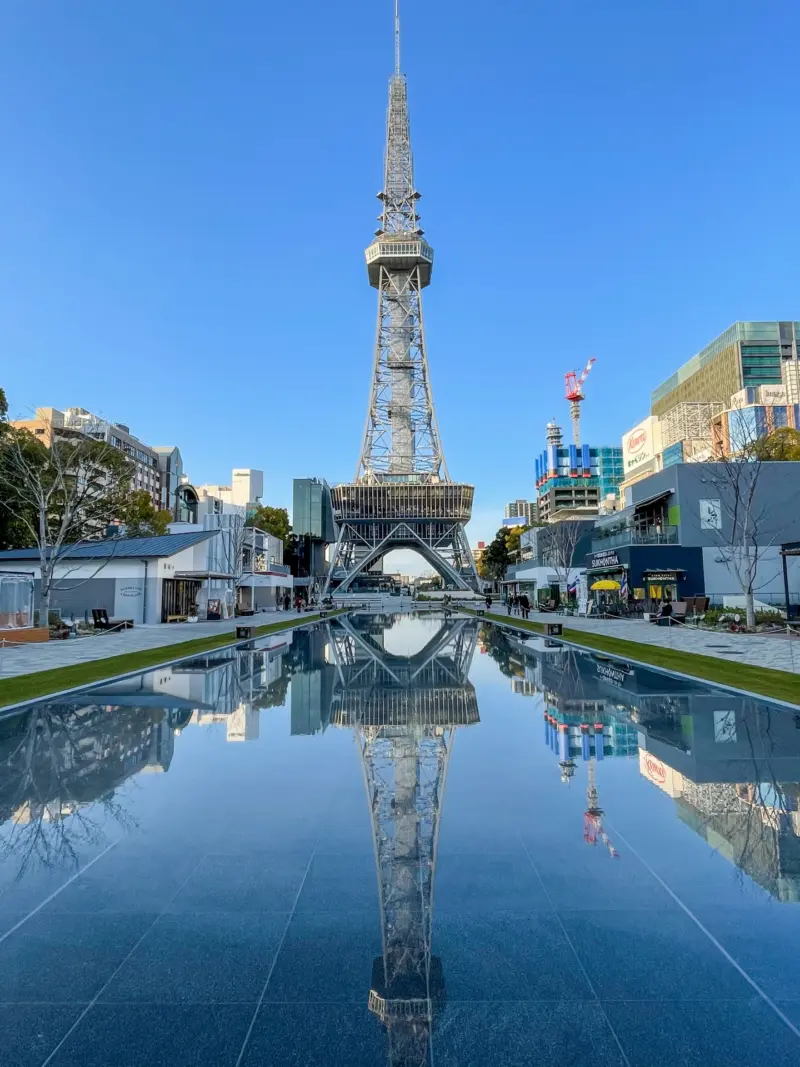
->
[591,579,621,591]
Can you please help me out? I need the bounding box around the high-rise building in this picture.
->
[505,499,539,525]
[652,321,800,418]
[534,422,624,523]
[13,407,161,505]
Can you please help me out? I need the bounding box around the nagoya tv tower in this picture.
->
[325,1,479,593]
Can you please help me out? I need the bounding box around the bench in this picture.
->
[166,614,188,624]
[92,609,134,632]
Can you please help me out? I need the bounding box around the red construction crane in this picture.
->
[583,758,619,859]
[564,358,596,447]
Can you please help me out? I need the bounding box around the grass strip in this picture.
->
[0,610,347,710]
[463,609,800,705]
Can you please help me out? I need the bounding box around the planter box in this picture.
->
[0,627,49,644]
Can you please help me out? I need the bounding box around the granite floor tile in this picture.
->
[102,912,288,1003]
[238,1003,386,1067]
[42,848,205,914]
[47,1003,254,1066]
[0,1003,87,1067]
[603,998,800,1066]
[690,906,800,1002]
[166,853,309,914]
[294,853,379,914]
[262,910,380,1003]
[433,854,551,914]
[0,913,156,1003]
[434,911,594,1002]
[559,909,754,1001]
[433,1001,627,1067]
[528,846,674,910]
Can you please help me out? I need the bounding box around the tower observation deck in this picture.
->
[325,2,479,593]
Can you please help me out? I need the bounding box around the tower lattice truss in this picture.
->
[325,10,479,593]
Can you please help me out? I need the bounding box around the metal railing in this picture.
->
[591,525,679,551]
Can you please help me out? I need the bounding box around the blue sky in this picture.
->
[2,0,800,564]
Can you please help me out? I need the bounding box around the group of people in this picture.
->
[505,593,531,620]
[276,592,306,613]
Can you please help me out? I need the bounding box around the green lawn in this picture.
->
[464,609,800,705]
[0,610,346,711]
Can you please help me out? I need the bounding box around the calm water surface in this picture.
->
[1,612,800,1066]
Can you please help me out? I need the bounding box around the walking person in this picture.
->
[520,593,530,620]
[485,594,492,612]
[283,592,291,612]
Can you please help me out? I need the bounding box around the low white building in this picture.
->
[0,530,234,625]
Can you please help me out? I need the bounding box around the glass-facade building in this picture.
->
[292,478,335,542]
[652,321,799,417]
[534,440,624,522]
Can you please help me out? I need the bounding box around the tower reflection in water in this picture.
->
[321,613,480,1066]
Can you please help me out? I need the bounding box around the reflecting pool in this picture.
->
[1,612,800,1065]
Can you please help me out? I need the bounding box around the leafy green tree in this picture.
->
[0,423,133,616]
[479,526,523,580]
[757,427,800,461]
[247,505,290,542]
[120,490,173,538]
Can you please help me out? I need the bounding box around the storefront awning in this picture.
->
[633,488,673,511]
[586,564,627,575]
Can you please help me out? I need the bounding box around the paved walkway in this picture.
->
[490,609,800,675]
[0,610,311,680]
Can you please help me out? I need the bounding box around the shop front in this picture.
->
[585,546,705,612]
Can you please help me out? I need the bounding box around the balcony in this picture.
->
[591,525,679,552]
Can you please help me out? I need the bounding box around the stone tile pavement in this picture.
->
[496,608,800,676]
[0,610,311,680]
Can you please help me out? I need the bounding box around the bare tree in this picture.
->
[202,511,247,618]
[544,520,584,602]
[698,415,800,630]
[0,420,132,620]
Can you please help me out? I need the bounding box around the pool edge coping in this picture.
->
[0,609,349,718]
[460,608,800,712]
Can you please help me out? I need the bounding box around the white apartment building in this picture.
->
[196,469,264,510]
[12,406,161,505]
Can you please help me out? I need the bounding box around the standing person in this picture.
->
[283,592,291,612]
[520,593,530,620]
[485,593,492,612]
[506,595,513,616]
[294,593,303,613]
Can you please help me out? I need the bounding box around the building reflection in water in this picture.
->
[0,633,293,882]
[492,624,800,902]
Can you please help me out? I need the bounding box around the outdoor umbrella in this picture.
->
[590,579,621,591]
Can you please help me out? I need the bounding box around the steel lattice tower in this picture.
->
[329,615,480,1066]
[325,2,479,593]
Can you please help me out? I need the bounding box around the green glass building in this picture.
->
[652,321,798,417]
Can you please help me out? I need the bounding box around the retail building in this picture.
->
[585,462,800,609]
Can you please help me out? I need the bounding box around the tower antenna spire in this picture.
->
[394,0,401,74]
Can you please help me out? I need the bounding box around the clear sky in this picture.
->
[2,0,800,570]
